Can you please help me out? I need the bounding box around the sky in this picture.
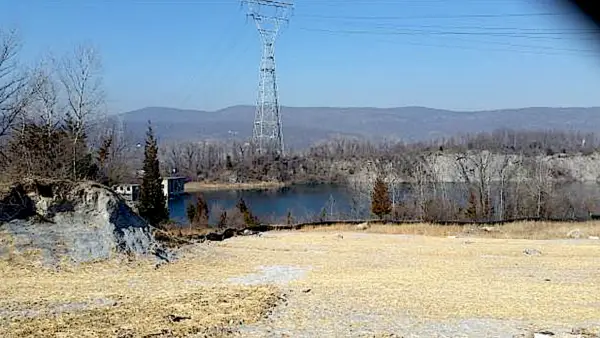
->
[1,0,600,113]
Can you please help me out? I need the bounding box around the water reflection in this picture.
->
[168,182,600,224]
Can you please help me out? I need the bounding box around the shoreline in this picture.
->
[184,181,286,192]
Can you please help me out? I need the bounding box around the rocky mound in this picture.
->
[0,180,168,265]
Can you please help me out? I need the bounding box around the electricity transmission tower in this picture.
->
[242,0,293,155]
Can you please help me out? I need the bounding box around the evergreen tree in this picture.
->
[186,203,197,224]
[138,122,169,227]
[186,195,209,227]
[319,207,327,222]
[236,198,259,226]
[466,189,478,220]
[96,135,113,185]
[226,155,233,170]
[371,176,392,219]
[197,194,209,222]
[218,210,228,229]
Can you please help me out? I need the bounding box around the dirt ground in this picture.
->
[2,229,600,337]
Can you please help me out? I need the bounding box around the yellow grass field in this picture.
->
[2,222,600,337]
[301,220,600,240]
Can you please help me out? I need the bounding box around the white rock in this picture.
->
[523,248,542,256]
[567,229,583,239]
[355,222,370,230]
[1,181,159,265]
[589,236,599,240]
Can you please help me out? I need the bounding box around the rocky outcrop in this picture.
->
[346,152,600,185]
[0,180,167,265]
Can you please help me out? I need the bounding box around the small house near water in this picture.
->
[162,176,186,199]
[113,184,141,202]
[114,176,186,202]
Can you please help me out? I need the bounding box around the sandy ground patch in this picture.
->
[226,231,600,337]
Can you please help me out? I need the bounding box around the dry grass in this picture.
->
[218,231,600,326]
[184,181,284,192]
[302,222,464,237]
[162,223,214,237]
[154,224,215,248]
[0,250,281,337]
[3,285,278,337]
[301,221,600,240]
[3,226,600,336]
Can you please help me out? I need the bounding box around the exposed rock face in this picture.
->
[346,152,600,185]
[0,180,165,265]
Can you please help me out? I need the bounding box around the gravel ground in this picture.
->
[223,232,600,338]
[228,265,311,286]
[237,290,598,337]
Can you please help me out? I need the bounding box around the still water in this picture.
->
[168,184,356,224]
[168,182,600,224]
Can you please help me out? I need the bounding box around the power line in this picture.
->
[297,26,599,42]
[299,17,598,33]
[179,20,251,108]
[296,11,579,20]
[298,27,599,57]
[296,13,600,48]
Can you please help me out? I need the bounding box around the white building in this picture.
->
[162,177,186,199]
[114,177,186,202]
[113,184,141,202]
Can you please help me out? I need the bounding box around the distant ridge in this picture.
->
[117,106,600,148]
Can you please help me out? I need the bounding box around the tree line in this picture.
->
[0,30,133,186]
[158,129,599,185]
[2,28,599,228]
[0,29,170,228]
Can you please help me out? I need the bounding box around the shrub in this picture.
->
[371,176,391,219]
[236,198,259,226]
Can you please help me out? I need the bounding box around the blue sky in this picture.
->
[1,0,599,113]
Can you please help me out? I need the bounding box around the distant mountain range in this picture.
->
[117,106,600,148]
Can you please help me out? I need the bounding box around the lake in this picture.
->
[168,182,600,224]
[168,184,357,224]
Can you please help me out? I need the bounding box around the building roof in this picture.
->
[163,176,186,180]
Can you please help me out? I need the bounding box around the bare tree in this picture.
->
[16,61,66,179]
[496,154,521,220]
[0,29,28,158]
[386,162,403,210]
[59,44,104,137]
[95,118,135,185]
[58,44,105,179]
[525,155,554,219]
[457,151,494,220]
[28,60,62,130]
[347,174,374,219]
